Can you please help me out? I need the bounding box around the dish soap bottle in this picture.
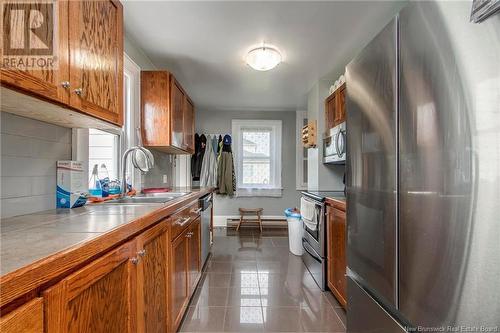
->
[89,164,102,197]
[98,164,110,197]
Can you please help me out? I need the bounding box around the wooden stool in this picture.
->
[237,208,263,232]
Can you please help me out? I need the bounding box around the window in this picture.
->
[88,129,120,180]
[296,110,308,190]
[232,119,282,197]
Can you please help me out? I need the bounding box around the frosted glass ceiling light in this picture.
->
[246,44,282,71]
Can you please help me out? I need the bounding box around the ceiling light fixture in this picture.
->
[246,44,282,71]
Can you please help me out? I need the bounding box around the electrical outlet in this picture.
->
[162,175,168,183]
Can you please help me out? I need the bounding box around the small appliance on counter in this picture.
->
[323,122,346,164]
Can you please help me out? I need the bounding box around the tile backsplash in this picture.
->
[1,112,72,218]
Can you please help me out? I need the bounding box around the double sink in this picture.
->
[101,192,190,205]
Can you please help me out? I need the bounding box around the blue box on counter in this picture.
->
[56,161,87,208]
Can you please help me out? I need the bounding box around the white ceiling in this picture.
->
[123,1,405,111]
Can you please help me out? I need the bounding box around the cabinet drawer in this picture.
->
[0,298,43,333]
[170,201,201,240]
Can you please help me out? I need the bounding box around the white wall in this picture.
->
[307,80,345,191]
[0,113,72,218]
[196,109,301,221]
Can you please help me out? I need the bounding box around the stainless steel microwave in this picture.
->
[323,122,346,164]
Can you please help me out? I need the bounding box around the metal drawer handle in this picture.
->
[192,208,202,214]
[74,88,83,96]
[138,249,146,257]
[175,217,191,226]
[130,257,139,265]
[61,81,70,89]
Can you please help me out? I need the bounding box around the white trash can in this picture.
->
[284,208,304,256]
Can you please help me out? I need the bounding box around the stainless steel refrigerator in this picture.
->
[346,2,500,332]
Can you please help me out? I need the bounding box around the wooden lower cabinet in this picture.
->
[188,218,201,293]
[170,226,190,332]
[136,222,170,332]
[0,298,43,333]
[327,205,347,308]
[169,217,202,332]
[43,240,138,333]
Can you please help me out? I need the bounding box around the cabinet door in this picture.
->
[332,207,347,307]
[325,95,336,130]
[43,240,137,333]
[0,0,69,104]
[136,222,169,333]
[188,217,201,292]
[337,84,346,124]
[68,0,123,126]
[0,298,43,333]
[183,97,195,153]
[326,206,335,292]
[170,228,189,331]
[170,77,184,149]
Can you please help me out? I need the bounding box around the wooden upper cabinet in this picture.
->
[337,84,346,124]
[0,298,43,333]
[43,240,137,333]
[326,204,347,308]
[0,0,69,105]
[136,221,169,333]
[0,0,123,127]
[324,82,346,131]
[68,0,123,126]
[141,71,171,147]
[184,97,195,153]
[141,71,195,154]
[170,76,185,149]
[325,93,336,131]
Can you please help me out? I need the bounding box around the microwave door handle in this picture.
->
[335,132,341,156]
[338,131,345,157]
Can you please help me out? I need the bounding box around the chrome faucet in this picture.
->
[120,146,154,197]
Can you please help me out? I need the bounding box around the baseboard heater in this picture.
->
[226,218,287,229]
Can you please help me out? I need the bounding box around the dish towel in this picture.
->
[300,197,317,231]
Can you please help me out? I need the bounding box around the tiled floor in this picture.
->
[179,227,346,333]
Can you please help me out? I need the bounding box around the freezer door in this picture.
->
[399,2,500,328]
[346,18,398,306]
[347,277,407,333]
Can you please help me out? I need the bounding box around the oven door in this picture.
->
[301,199,325,256]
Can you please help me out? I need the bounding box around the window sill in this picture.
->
[235,188,283,198]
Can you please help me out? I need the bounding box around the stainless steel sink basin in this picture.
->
[143,192,190,198]
[101,196,173,205]
[99,192,190,205]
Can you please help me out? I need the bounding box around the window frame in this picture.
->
[296,110,308,190]
[123,53,142,190]
[232,119,282,197]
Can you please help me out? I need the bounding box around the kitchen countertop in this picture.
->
[302,190,346,202]
[1,204,162,275]
[0,188,212,308]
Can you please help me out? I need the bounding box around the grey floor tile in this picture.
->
[227,287,262,307]
[190,285,229,307]
[263,307,301,332]
[180,228,346,333]
[198,272,232,288]
[224,307,265,332]
[179,306,226,332]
